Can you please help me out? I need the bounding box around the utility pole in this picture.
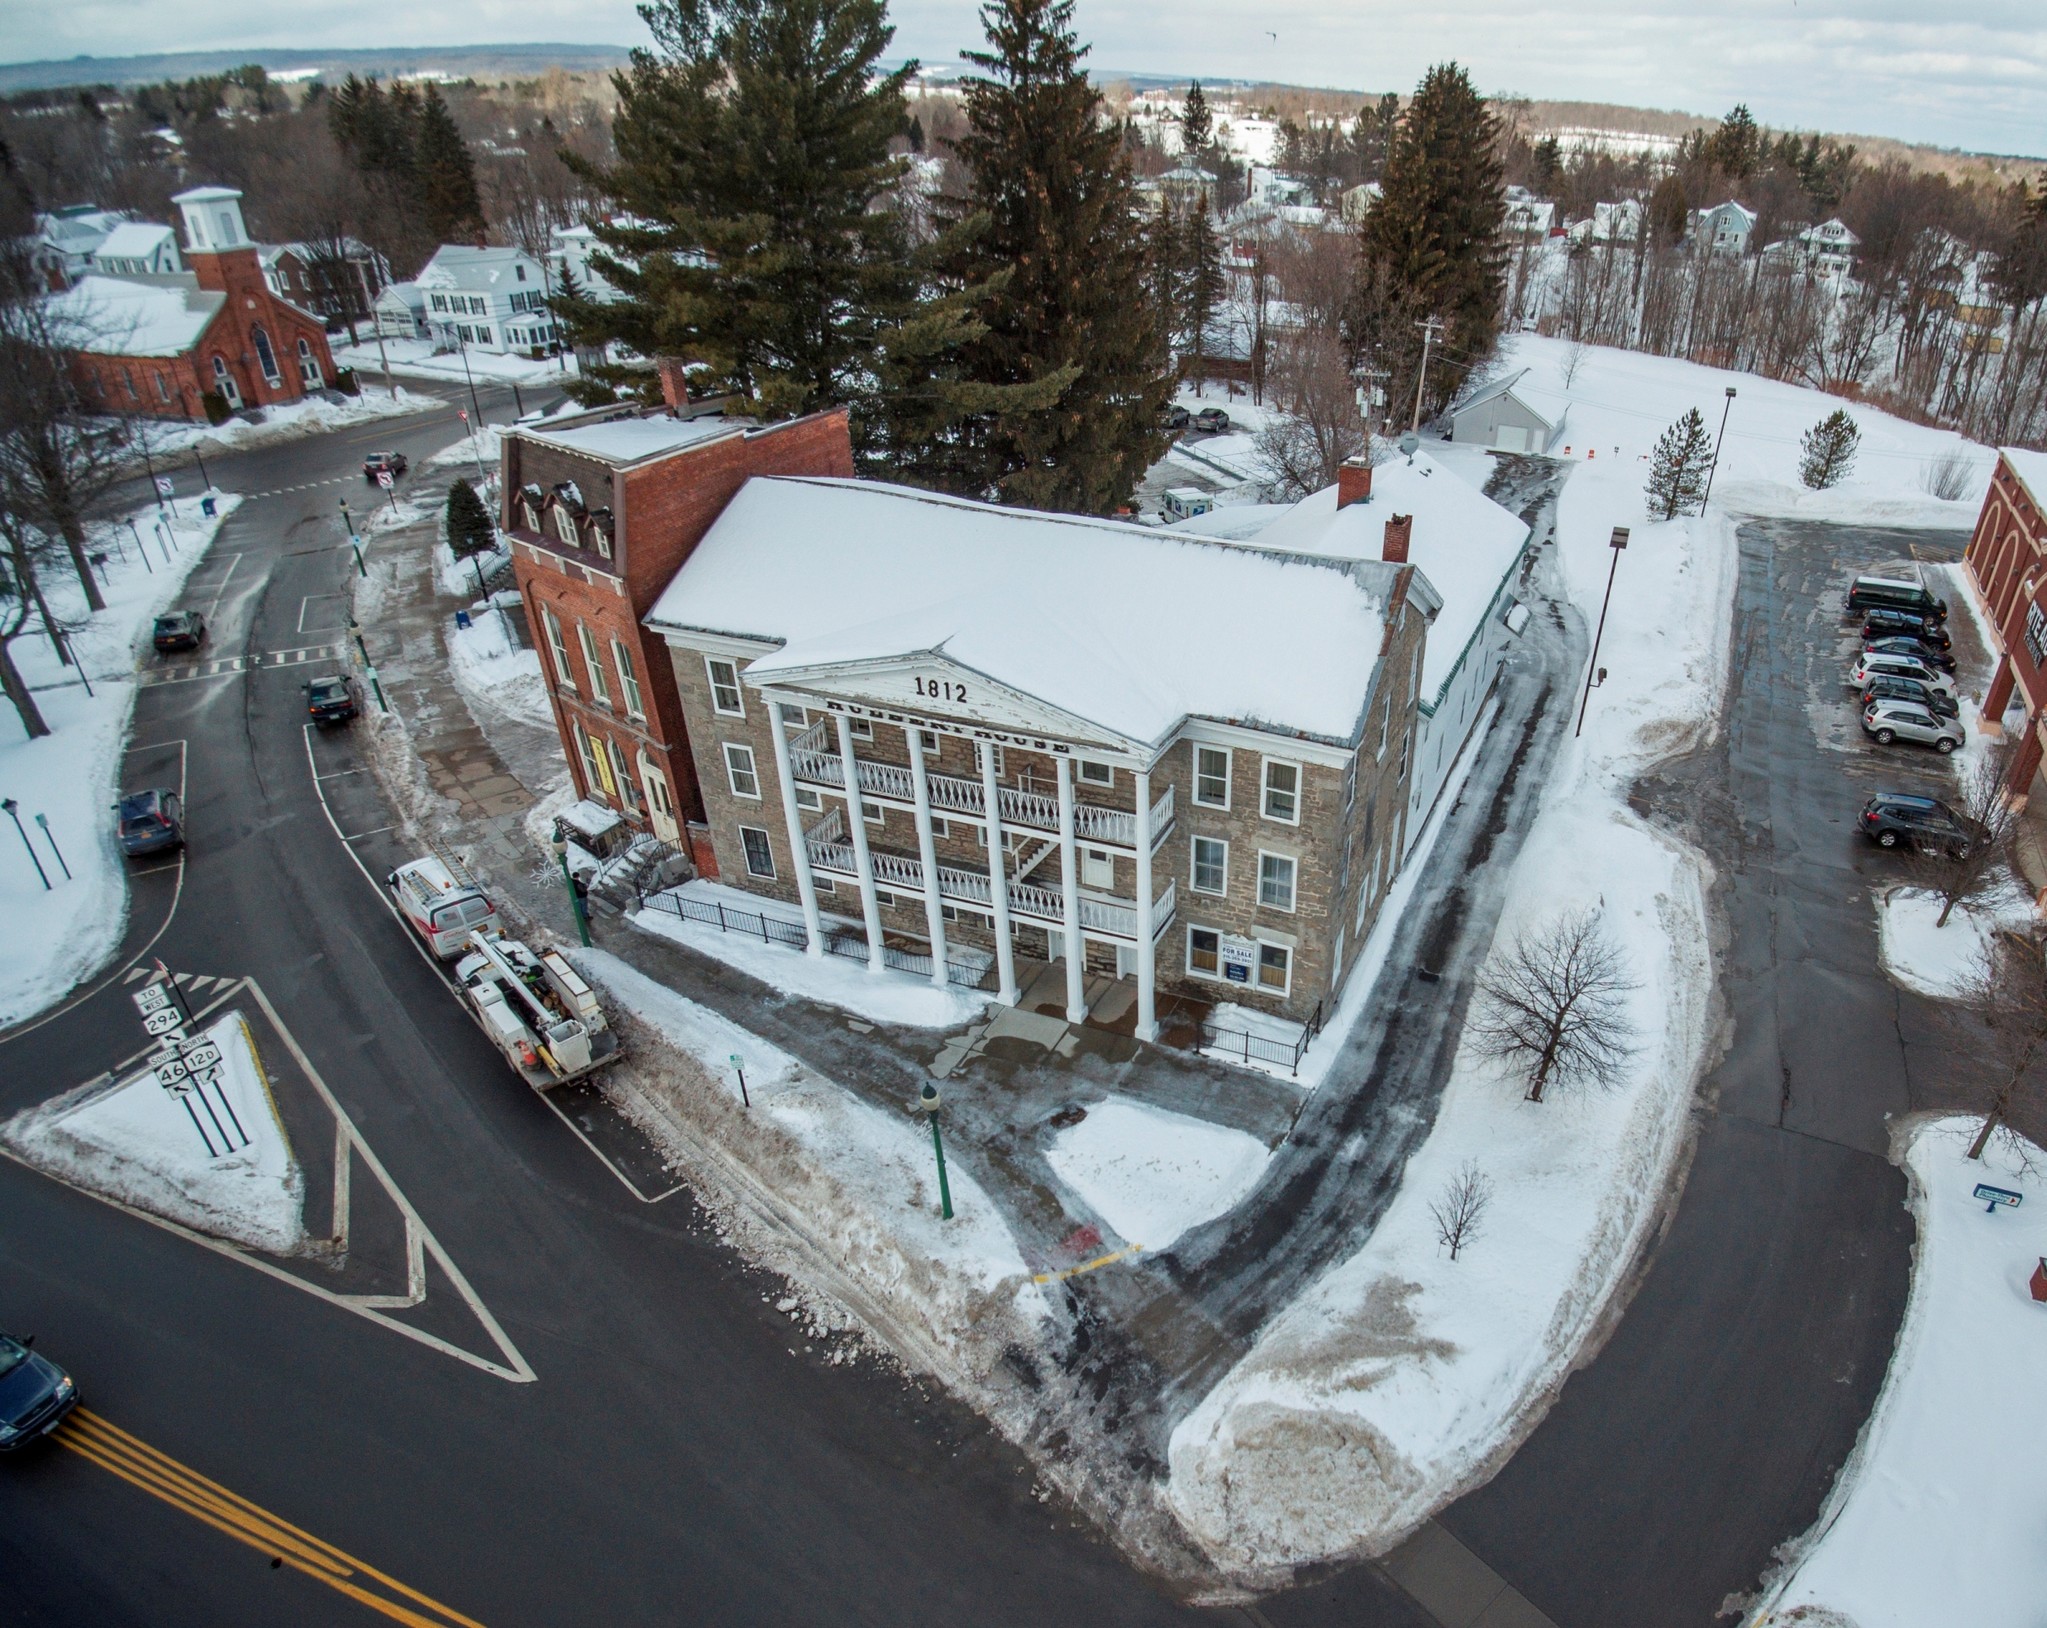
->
[1701,385,1738,512]
[1576,528,1630,738]
[1411,316,1445,432]
[351,255,393,392]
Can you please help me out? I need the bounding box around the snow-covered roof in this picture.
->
[90,221,176,262]
[1164,502,1297,540]
[1226,449,1531,702]
[42,274,223,357]
[171,184,241,205]
[416,244,543,293]
[2003,448,2047,511]
[376,281,425,311]
[649,477,1398,748]
[1449,368,1557,430]
[37,207,128,255]
[519,413,748,466]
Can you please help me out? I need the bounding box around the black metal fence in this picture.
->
[639,889,994,989]
[1198,999,1323,1076]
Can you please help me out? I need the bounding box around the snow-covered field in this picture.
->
[331,337,576,388]
[1753,1116,2047,1627]
[3,1008,304,1253]
[1044,1100,1270,1251]
[135,386,428,467]
[0,494,240,1027]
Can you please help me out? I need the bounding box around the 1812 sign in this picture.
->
[2027,601,2047,672]
[913,676,970,705]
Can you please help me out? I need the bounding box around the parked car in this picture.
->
[0,1333,76,1452]
[1192,406,1232,433]
[1858,793,1987,856]
[304,673,362,726]
[1862,699,1964,753]
[1860,674,1960,719]
[1845,574,1946,620]
[1849,651,1955,696]
[115,789,184,856]
[1160,404,1190,432]
[1863,634,1958,673]
[363,451,409,483]
[1861,607,1952,648]
[151,611,206,653]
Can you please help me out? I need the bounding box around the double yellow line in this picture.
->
[57,1407,484,1628]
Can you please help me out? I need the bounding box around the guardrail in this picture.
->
[637,888,993,989]
[1197,998,1323,1077]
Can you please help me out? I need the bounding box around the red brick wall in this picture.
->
[70,350,212,420]
[1966,456,2047,710]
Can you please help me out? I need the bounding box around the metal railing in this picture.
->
[637,886,994,988]
[1198,998,1324,1077]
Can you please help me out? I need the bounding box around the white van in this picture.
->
[387,857,501,958]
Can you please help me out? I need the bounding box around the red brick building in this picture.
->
[502,392,853,861]
[50,185,335,421]
[1965,448,2047,789]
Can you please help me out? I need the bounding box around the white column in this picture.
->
[1133,764,1157,1042]
[766,699,825,957]
[981,742,1019,1005]
[906,726,949,988]
[836,713,886,973]
[1056,754,1087,1023]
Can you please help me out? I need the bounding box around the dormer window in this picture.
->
[521,501,541,531]
[552,506,580,548]
[587,508,615,561]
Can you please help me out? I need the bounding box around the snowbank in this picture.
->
[1167,434,1726,1581]
[2,1009,304,1253]
[1875,885,2032,1000]
[630,879,992,1031]
[135,386,427,466]
[1753,1117,2047,1628]
[425,426,504,475]
[567,947,1047,1377]
[446,599,549,730]
[0,494,241,1027]
[1045,1099,1269,1251]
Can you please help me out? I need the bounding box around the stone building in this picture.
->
[500,394,854,859]
[645,476,1438,1035]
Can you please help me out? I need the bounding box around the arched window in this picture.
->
[211,355,241,408]
[552,506,580,548]
[295,335,322,388]
[251,325,280,385]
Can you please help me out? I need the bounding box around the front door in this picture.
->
[640,752,680,844]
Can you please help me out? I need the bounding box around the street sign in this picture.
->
[154,476,173,499]
[152,1055,189,1088]
[1974,1183,2023,1212]
[133,983,170,1016]
[142,1006,183,1037]
[377,470,394,490]
[180,1039,222,1072]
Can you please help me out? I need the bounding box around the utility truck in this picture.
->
[453,931,620,1089]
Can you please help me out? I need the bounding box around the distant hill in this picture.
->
[0,44,634,97]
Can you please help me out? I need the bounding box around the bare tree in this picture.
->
[1473,909,1638,1102]
[0,507,56,738]
[1429,1161,1493,1261]
[1911,739,2022,927]
[1254,326,1369,499]
[1921,448,1974,502]
[1943,933,2047,1160]
[1559,339,1589,388]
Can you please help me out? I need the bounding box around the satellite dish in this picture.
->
[1398,431,1420,461]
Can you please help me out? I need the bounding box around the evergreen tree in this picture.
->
[1144,201,1185,348]
[1180,81,1212,162]
[1645,408,1714,519]
[1351,92,1400,183]
[1354,63,1505,422]
[445,480,497,556]
[1798,409,1861,489]
[558,0,916,418]
[887,0,1172,511]
[1183,194,1224,390]
[1647,174,1688,247]
[414,84,484,244]
[907,113,926,154]
[1708,103,1761,180]
[1531,134,1561,195]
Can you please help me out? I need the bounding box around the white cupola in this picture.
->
[170,185,249,254]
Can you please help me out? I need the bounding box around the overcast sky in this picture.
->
[11,0,2044,155]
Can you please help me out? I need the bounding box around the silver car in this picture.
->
[1849,651,1955,696]
[1862,699,1963,753]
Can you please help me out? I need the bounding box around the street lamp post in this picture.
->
[1575,527,1630,739]
[33,813,71,881]
[914,1083,954,1220]
[347,616,370,665]
[1702,386,1738,512]
[3,799,50,890]
[126,518,153,574]
[338,497,366,578]
[551,835,592,947]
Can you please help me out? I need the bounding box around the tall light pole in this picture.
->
[338,497,365,578]
[1702,385,1737,512]
[915,1083,954,1220]
[1575,527,1631,739]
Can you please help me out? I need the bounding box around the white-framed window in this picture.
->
[863,798,884,826]
[1078,758,1114,787]
[1343,754,1358,812]
[541,605,574,692]
[739,826,776,879]
[795,785,822,812]
[1082,846,1115,889]
[578,624,611,706]
[723,742,761,800]
[612,639,644,719]
[1261,758,1300,824]
[1376,699,1390,760]
[1257,942,1291,994]
[521,500,541,530]
[552,506,579,548]
[1194,745,1231,809]
[1330,927,1346,990]
[1191,836,1228,895]
[1258,851,1297,912]
[979,742,1004,777]
[848,716,872,740]
[1356,863,1372,932]
[918,728,939,755]
[778,702,807,727]
[608,737,640,811]
[1187,925,1221,976]
[930,816,949,839]
[575,728,603,795]
[706,657,744,717]
[1399,729,1411,782]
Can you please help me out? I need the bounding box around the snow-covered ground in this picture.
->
[1875,884,2032,999]
[331,337,577,388]
[2,1008,304,1253]
[446,595,549,731]
[424,425,504,476]
[1168,376,1734,1581]
[133,386,429,468]
[1753,1116,2047,1627]
[1044,1099,1269,1251]
[0,494,240,1027]
[631,878,993,1030]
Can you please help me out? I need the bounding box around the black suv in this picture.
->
[116,788,184,856]
[1860,674,1960,719]
[0,1333,77,1451]
[1864,634,1957,673]
[1862,607,1951,649]
[151,610,206,653]
[304,673,362,726]
[1859,793,1987,856]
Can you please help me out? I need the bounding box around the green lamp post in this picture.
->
[915,1082,953,1220]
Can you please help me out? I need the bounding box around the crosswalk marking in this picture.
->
[243,475,355,499]
[138,645,344,688]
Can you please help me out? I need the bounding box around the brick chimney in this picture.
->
[1382,513,1413,564]
[1337,458,1373,509]
[656,357,696,411]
